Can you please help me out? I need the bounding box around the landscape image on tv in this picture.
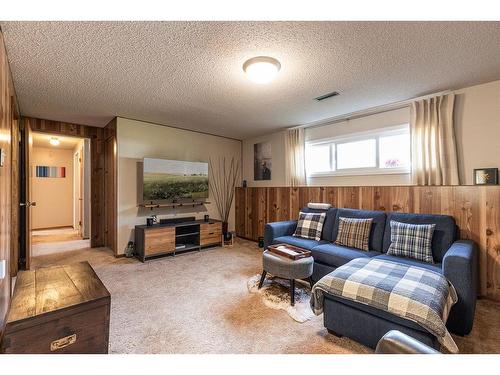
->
[143,158,209,201]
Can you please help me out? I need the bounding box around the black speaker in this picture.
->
[258,236,264,248]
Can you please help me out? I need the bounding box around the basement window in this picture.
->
[305,124,411,177]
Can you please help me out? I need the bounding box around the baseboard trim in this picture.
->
[32,225,75,231]
[236,235,257,242]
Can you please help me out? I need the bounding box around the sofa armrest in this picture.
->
[375,330,440,354]
[442,240,478,335]
[264,220,297,249]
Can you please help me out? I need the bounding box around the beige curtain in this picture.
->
[285,128,306,187]
[411,93,459,185]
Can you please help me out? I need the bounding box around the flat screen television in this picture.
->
[142,158,209,201]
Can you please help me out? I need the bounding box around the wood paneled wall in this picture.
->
[23,117,117,251]
[104,118,117,253]
[0,28,19,339]
[235,186,500,301]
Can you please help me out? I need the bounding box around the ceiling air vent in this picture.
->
[315,91,340,101]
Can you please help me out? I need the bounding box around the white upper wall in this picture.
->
[242,131,287,187]
[454,79,500,184]
[243,107,411,187]
[116,117,241,254]
[242,79,500,187]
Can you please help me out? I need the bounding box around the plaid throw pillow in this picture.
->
[334,217,373,251]
[293,211,326,241]
[387,221,436,263]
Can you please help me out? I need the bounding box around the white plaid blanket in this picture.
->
[311,258,458,353]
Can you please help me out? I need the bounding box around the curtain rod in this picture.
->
[289,89,453,131]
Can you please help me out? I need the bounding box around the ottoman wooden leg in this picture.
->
[290,279,295,306]
[258,270,267,289]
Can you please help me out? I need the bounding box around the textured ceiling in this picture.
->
[32,132,82,150]
[2,21,500,139]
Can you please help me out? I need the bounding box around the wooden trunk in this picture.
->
[1,262,110,354]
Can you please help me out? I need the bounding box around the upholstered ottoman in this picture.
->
[259,249,314,305]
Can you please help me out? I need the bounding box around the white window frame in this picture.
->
[306,124,411,177]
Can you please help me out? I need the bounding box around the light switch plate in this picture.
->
[0,148,5,167]
[0,260,5,279]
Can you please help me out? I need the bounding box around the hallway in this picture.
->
[32,227,90,258]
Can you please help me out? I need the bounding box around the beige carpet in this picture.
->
[31,240,500,354]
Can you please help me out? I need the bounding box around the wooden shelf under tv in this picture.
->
[134,219,223,262]
[138,201,211,210]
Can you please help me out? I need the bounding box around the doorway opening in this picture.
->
[29,132,91,260]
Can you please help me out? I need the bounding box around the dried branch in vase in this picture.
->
[208,157,240,232]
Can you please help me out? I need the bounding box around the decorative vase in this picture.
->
[222,221,232,241]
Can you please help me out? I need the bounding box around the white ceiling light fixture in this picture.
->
[49,137,60,146]
[243,56,281,84]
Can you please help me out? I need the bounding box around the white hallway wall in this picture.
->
[31,146,74,229]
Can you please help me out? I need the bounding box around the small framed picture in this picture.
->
[474,168,498,185]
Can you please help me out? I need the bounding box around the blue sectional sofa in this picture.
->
[264,207,478,349]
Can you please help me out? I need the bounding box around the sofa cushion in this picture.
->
[332,208,387,252]
[273,235,328,251]
[307,202,332,210]
[386,221,436,263]
[335,217,373,251]
[383,212,457,263]
[311,243,381,268]
[293,211,326,241]
[374,254,442,273]
[300,207,338,242]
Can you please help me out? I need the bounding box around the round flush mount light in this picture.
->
[243,56,281,84]
[49,137,60,146]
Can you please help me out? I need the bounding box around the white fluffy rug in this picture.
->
[248,274,315,323]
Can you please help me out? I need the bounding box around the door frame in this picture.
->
[104,126,117,255]
[18,118,32,270]
[73,146,84,237]
[79,144,84,237]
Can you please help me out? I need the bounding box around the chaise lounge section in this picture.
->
[264,206,478,348]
